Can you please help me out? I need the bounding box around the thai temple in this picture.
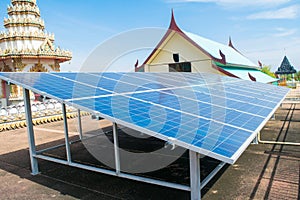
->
[0,0,72,105]
[276,56,297,75]
[137,12,277,84]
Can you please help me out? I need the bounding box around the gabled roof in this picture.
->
[183,31,256,67]
[275,56,297,74]
[143,11,257,68]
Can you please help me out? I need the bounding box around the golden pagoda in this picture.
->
[0,0,72,103]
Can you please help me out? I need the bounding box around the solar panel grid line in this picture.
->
[50,73,157,101]
[225,80,286,97]
[182,87,275,110]
[121,72,278,109]
[64,72,172,99]
[118,72,242,89]
[99,92,255,133]
[67,73,288,162]
[89,72,237,93]
[86,73,275,119]
[229,87,289,162]
[220,85,281,104]
[69,94,255,155]
[49,73,114,94]
[121,73,198,87]
[38,73,108,100]
[68,99,232,163]
[122,72,207,85]
[16,72,274,131]
[60,73,266,119]
[0,73,67,102]
[130,90,268,119]
[214,84,280,101]
[226,82,286,100]
[0,72,290,165]
[65,80,228,102]
[224,89,279,108]
[0,72,288,123]
[163,72,238,83]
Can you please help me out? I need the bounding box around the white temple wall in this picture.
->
[0,40,43,51]
[146,32,218,74]
[0,42,7,50]
[7,26,40,33]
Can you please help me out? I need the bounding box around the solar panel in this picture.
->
[0,72,289,164]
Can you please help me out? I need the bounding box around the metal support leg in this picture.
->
[271,114,276,120]
[113,123,120,175]
[77,109,83,140]
[252,133,259,144]
[190,150,201,200]
[23,89,39,175]
[62,103,71,163]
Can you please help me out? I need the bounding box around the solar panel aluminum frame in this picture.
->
[0,72,290,165]
[0,72,290,200]
[20,87,201,199]
[230,92,288,162]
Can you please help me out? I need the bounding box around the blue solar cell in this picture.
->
[0,72,290,164]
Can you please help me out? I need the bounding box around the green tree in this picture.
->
[261,65,276,78]
[295,71,300,81]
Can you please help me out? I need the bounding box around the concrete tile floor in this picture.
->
[0,103,299,200]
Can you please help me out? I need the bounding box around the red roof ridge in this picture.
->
[228,36,243,55]
[169,9,182,32]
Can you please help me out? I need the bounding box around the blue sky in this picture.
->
[0,0,299,72]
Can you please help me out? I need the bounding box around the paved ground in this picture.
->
[0,100,299,199]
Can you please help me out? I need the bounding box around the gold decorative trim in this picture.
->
[30,63,48,72]
[12,0,36,5]
[8,4,40,17]
[0,31,55,41]
[13,58,27,71]
[0,63,12,72]
[4,17,45,29]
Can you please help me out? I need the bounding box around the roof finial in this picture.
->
[228,36,234,48]
[169,9,181,32]
[228,36,242,54]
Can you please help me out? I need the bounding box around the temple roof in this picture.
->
[144,11,257,68]
[275,56,297,74]
[183,31,256,67]
[12,0,36,5]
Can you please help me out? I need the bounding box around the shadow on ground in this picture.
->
[0,103,299,199]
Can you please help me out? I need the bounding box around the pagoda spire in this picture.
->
[275,56,297,75]
[0,0,72,72]
[0,0,72,100]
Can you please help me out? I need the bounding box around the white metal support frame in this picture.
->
[23,88,39,175]
[258,104,300,146]
[190,150,201,200]
[258,132,300,146]
[113,122,121,175]
[62,103,72,163]
[22,90,227,198]
[252,134,259,145]
[201,162,226,190]
[77,109,83,140]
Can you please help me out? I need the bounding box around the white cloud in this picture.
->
[238,36,300,70]
[247,5,300,19]
[168,0,292,8]
[273,28,297,37]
